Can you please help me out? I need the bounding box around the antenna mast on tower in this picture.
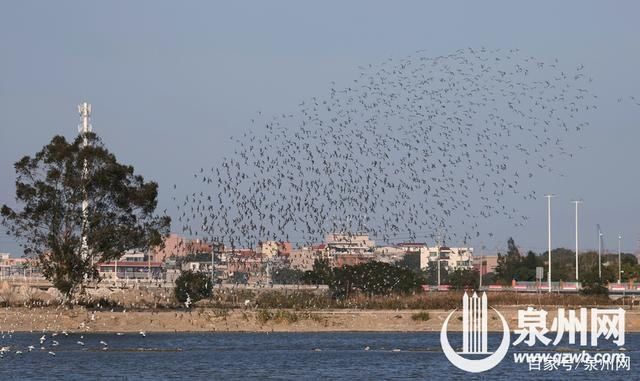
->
[78,102,92,267]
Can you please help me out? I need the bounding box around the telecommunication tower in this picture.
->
[78,102,92,265]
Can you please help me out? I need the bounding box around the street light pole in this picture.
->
[572,200,582,281]
[598,229,603,279]
[546,194,554,293]
[211,244,215,285]
[618,234,622,284]
[436,234,441,288]
[479,245,484,289]
[437,249,441,287]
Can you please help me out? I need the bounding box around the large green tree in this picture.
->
[395,252,421,272]
[494,238,542,283]
[422,261,449,286]
[272,268,305,285]
[331,261,422,297]
[494,237,522,283]
[449,268,480,290]
[1,133,170,298]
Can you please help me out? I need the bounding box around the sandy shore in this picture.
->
[2,306,639,333]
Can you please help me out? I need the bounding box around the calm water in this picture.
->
[0,332,636,380]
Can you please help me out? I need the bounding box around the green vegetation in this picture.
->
[271,268,305,285]
[256,309,273,324]
[256,309,300,324]
[254,290,331,309]
[174,270,213,304]
[150,289,620,310]
[421,261,449,285]
[396,252,421,272]
[411,311,430,321]
[229,271,250,285]
[0,133,170,298]
[494,238,540,283]
[302,260,423,298]
[494,237,637,289]
[448,268,480,290]
[580,280,609,295]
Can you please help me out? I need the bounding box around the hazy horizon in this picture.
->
[1,1,639,256]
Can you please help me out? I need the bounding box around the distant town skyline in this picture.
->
[1,1,640,255]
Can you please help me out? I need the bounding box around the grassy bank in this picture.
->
[3,305,640,333]
[201,290,620,310]
[0,282,627,311]
[0,286,637,333]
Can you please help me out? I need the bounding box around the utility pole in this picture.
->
[78,102,92,280]
[572,200,582,281]
[618,234,622,284]
[545,194,554,293]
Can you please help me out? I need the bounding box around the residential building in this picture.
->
[98,251,163,280]
[150,233,212,262]
[473,255,499,275]
[374,245,408,263]
[258,241,292,259]
[0,253,32,278]
[290,246,321,271]
[325,233,375,267]
[420,245,474,271]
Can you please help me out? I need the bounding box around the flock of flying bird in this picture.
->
[173,48,597,249]
[3,47,640,359]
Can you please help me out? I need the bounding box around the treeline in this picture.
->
[271,237,640,297]
[272,259,480,297]
[273,260,424,297]
[494,237,639,286]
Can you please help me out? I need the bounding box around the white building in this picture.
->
[325,233,375,253]
[420,245,474,271]
[97,251,162,280]
[374,245,407,263]
[120,252,150,262]
[324,233,376,267]
[290,246,320,271]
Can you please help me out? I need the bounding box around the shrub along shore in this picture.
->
[1,286,638,333]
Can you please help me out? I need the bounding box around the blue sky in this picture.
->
[1,1,639,255]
